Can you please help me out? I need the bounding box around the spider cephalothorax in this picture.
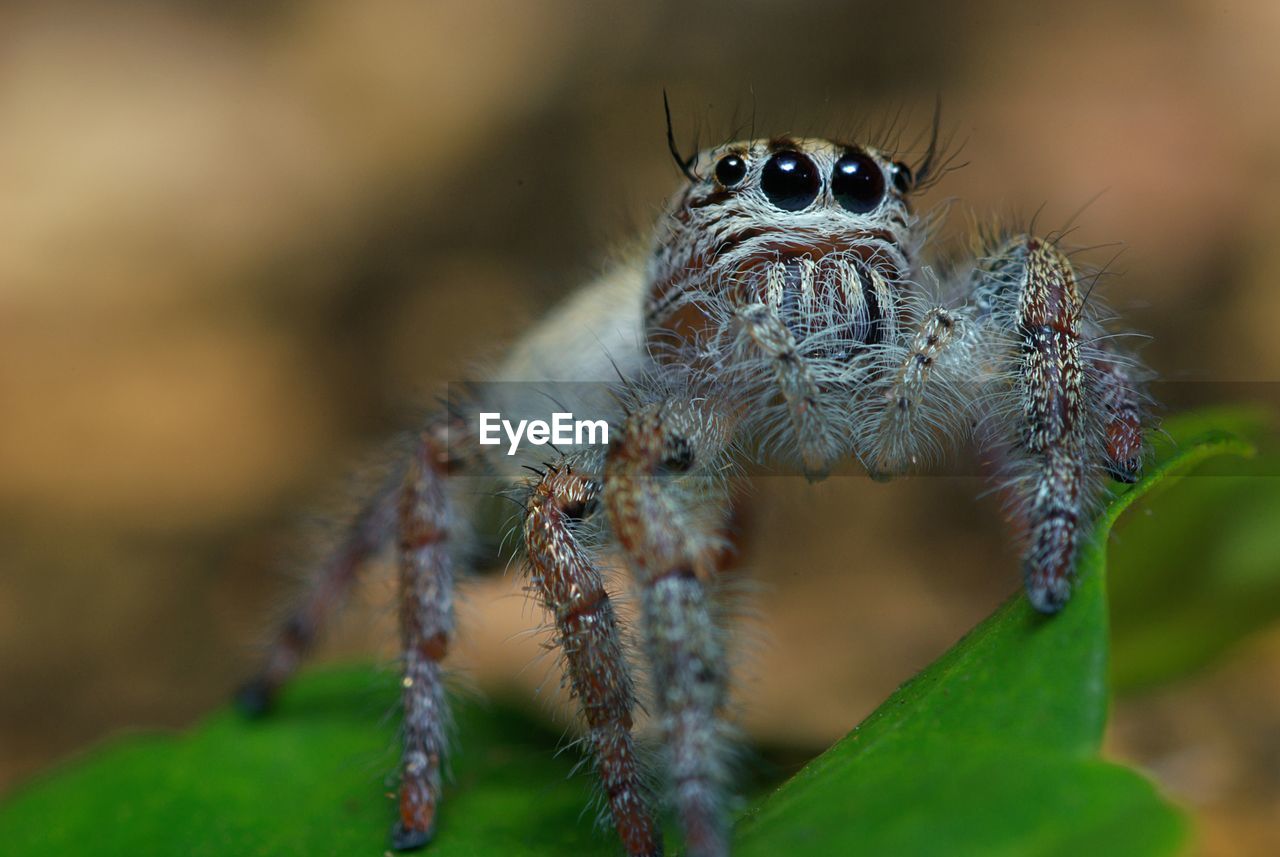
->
[238,110,1148,857]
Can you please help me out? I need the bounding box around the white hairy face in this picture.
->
[643,137,927,475]
[646,137,919,352]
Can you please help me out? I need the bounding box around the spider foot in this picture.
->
[1024,566,1072,614]
[1104,458,1142,484]
[232,677,274,718]
[390,818,435,851]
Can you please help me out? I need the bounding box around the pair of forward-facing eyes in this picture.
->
[709,148,912,215]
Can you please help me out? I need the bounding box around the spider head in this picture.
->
[645,137,918,364]
[643,136,923,475]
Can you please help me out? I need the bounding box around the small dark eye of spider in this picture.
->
[832,150,886,213]
[890,160,913,194]
[761,150,820,211]
[714,154,747,187]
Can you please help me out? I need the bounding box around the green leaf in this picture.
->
[733,421,1253,857]
[0,414,1253,856]
[0,668,610,855]
[1108,407,1280,690]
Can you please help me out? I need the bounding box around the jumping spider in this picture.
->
[237,104,1147,857]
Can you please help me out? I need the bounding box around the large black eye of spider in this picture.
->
[714,154,747,187]
[761,150,820,211]
[832,151,886,213]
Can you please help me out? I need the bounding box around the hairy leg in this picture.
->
[235,467,402,716]
[393,422,463,850]
[605,400,735,857]
[974,236,1102,613]
[867,304,974,478]
[1092,348,1145,483]
[732,303,845,479]
[523,458,663,857]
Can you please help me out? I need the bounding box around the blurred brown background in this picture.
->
[3,1,1279,854]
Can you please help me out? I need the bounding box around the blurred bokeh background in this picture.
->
[3,1,1279,854]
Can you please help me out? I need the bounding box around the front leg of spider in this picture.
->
[605,401,736,857]
[522,457,663,857]
[977,235,1143,613]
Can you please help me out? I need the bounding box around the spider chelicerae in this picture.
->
[236,102,1147,857]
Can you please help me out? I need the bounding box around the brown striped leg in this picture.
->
[523,460,663,857]
[1092,350,1145,483]
[1007,237,1091,613]
[235,468,402,716]
[606,401,734,857]
[392,424,458,850]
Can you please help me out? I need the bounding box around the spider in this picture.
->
[235,101,1147,857]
